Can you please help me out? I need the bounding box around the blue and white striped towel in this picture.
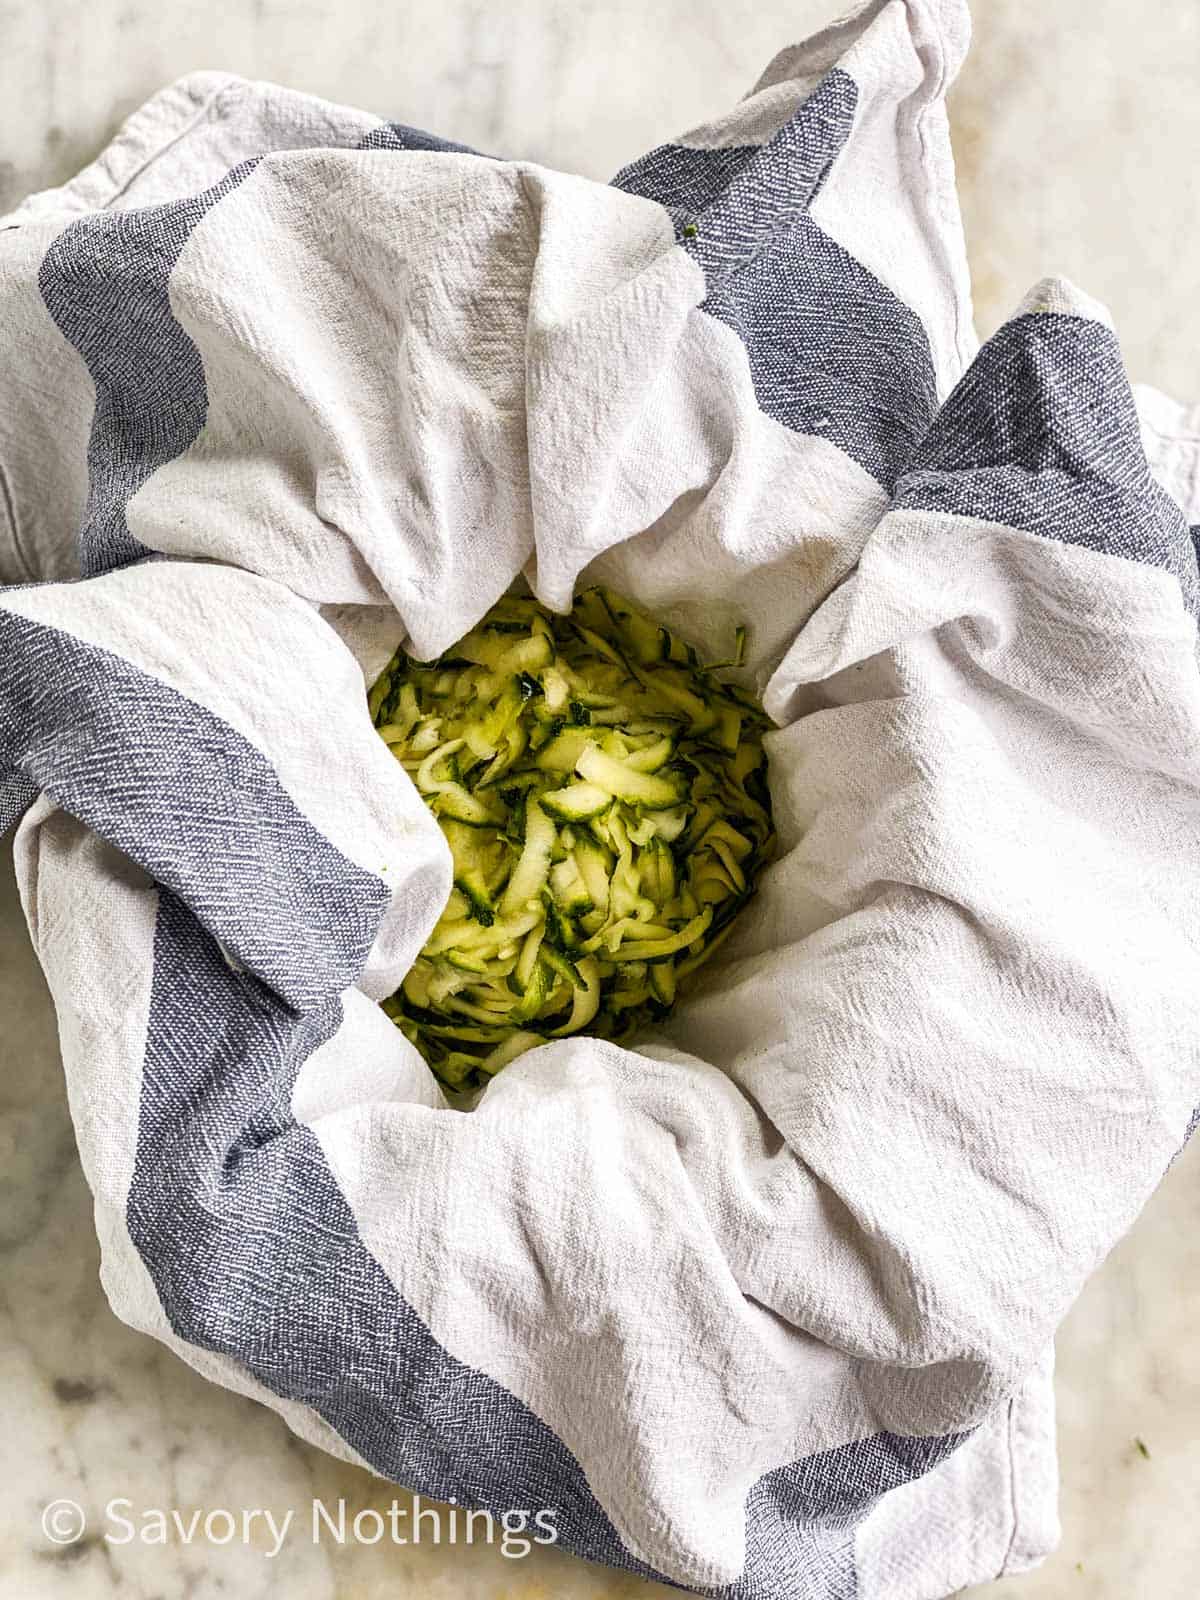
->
[2,1,1197,1595]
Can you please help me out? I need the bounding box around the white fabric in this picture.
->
[4,2,1196,1595]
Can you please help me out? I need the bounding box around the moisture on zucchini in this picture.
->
[371,587,774,1092]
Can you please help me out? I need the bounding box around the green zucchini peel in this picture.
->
[371,588,774,1091]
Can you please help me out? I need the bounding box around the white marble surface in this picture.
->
[950,0,1200,405]
[2,2,1199,1597]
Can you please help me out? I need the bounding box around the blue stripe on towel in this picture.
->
[23,89,974,1598]
[893,311,1200,612]
[736,1429,968,1597]
[0,770,38,836]
[126,889,968,1599]
[38,162,260,578]
[0,608,386,1009]
[357,123,481,155]
[613,70,938,492]
[131,892,671,1582]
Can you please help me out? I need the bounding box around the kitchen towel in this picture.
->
[2,1,1197,1595]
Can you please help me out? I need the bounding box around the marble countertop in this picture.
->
[3,2,1199,1597]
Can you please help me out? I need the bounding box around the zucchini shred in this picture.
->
[370,587,775,1092]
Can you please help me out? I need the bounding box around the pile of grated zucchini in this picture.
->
[370,587,774,1092]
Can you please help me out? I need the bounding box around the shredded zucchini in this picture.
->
[373,587,774,1091]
